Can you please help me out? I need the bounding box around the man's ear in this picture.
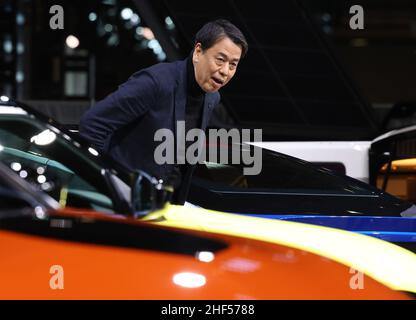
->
[193,43,202,63]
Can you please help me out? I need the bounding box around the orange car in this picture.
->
[0,162,410,300]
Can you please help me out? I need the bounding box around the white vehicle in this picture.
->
[250,141,372,183]
[249,124,416,203]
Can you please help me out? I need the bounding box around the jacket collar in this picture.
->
[174,57,217,128]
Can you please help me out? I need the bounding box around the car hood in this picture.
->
[0,208,406,299]
[143,204,416,293]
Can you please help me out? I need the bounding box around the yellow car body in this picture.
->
[143,204,416,293]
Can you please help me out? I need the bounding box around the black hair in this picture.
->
[194,19,248,58]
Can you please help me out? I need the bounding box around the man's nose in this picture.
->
[219,63,230,77]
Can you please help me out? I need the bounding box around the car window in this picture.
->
[0,116,115,213]
[376,159,416,202]
[193,144,375,195]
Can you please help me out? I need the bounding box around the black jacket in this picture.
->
[79,58,220,201]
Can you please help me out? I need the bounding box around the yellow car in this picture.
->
[144,204,416,294]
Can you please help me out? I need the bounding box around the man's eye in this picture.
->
[216,57,225,63]
[229,63,237,70]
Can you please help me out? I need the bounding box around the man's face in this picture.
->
[193,37,242,93]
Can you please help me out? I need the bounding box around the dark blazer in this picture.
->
[79,58,220,189]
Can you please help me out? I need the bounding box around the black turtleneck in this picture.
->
[170,57,206,203]
[185,56,205,136]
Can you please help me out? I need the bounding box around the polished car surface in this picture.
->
[144,204,416,293]
[0,163,409,300]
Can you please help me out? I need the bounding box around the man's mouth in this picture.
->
[212,77,224,86]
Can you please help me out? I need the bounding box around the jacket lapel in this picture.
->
[173,59,187,125]
[173,59,187,164]
[201,93,216,130]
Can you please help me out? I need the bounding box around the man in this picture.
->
[79,19,248,204]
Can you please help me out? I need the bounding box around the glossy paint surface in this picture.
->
[244,215,416,242]
[145,204,416,293]
[0,208,408,300]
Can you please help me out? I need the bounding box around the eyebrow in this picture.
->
[218,52,240,63]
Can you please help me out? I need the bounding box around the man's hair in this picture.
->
[194,19,248,58]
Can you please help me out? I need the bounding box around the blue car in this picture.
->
[187,142,416,247]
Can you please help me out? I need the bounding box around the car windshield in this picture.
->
[0,110,130,213]
[193,143,376,195]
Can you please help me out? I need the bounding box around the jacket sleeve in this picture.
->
[79,70,160,152]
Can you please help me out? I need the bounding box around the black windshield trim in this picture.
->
[0,213,228,256]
